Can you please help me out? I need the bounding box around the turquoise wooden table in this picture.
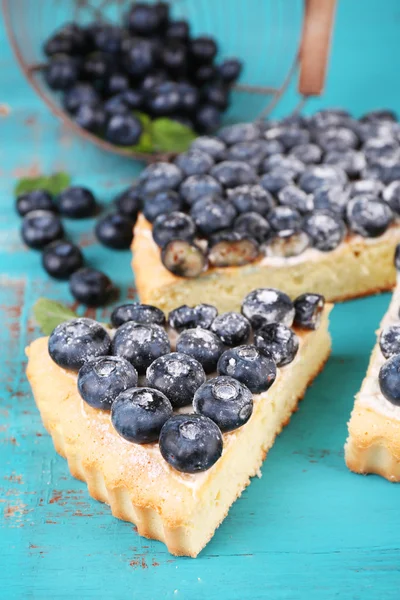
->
[2,2,400,598]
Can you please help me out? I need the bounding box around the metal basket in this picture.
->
[2,0,336,162]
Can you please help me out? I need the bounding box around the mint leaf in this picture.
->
[151,118,197,153]
[33,298,77,335]
[15,172,71,197]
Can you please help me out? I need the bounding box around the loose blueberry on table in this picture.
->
[46,288,325,473]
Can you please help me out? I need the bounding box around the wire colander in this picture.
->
[2,0,336,162]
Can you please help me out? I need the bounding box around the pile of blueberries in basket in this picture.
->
[42,2,242,146]
[48,288,324,472]
[130,108,400,277]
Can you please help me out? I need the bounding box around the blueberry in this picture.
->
[45,54,79,90]
[379,354,400,405]
[143,190,183,223]
[95,212,134,250]
[16,189,55,216]
[217,345,276,394]
[161,42,187,76]
[348,179,384,198]
[361,109,397,123]
[193,64,217,85]
[146,352,206,408]
[309,108,351,130]
[362,137,399,164]
[218,122,260,145]
[210,161,257,188]
[190,36,217,64]
[57,186,97,218]
[324,149,366,177]
[303,210,346,251]
[106,114,142,146]
[112,322,170,374]
[115,186,141,221]
[159,414,223,473]
[111,303,165,328]
[43,24,87,57]
[83,51,111,82]
[179,174,222,205]
[123,38,156,78]
[383,181,400,214]
[218,58,242,83]
[395,244,400,271]
[194,303,219,329]
[161,240,207,278]
[112,387,172,444]
[42,240,83,279]
[175,149,214,177]
[290,143,322,164]
[264,229,309,258]
[152,211,196,248]
[278,185,313,214]
[379,324,400,359]
[265,126,310,150]
[78,355,138,411]
[147,81,181,115]
[211,312,250,346]
[261,154,305,178]
[268,206,302,232]
[346,196,393,237]
[233,212,271,244]
[190,196,236,235]
[75,103,106,133]
[127,3,163,35]
[120,90,145,110]
[166,20,190,42]
[202,83,230,111]
[140,70,168,94]
[69,268,114,307]
[254,322,299,367]
[190,138,225,162]
[104,95,130,117]
[208,231,260,267]
[177,82,199,113]
[168,305,198,332]
[48,318,111,372]
[93,23,122,54]
[139,162,183,196]
[259,169,294,194]
[299,166,347,194]
[176,328,224,373]
[193,375,252,432]
[195,104,222,134]
[242,288,295,329]
[293,293,325,330]
[105,72,130,96]
[225,141,270,170]
[313,185,349,216]
[314,127,358,152]
[226,185,272,216]
[21,210,64,249]
[64,83,100,113]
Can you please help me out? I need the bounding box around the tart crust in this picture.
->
[26,307,332,557]
[132,214,400,313]
[345,285,400,481]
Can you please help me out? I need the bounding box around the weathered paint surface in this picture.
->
[2,3,400,599]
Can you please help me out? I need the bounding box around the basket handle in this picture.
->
[298,0,337,96]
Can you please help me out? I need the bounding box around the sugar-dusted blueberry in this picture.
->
[261,154,305,177]
[346,196,393,237]
[361,109,397,123]
[78,355,138,410]
[115,186,141,221]
[146,352,206,408]
[195,104,222,134]
[210,161,257,188]
[161,239,207,278]
[379,324,400,359]
[324,149,366,177]
[217,344,276,394]
[383,181,400,215]
[70,267,114,306]
[48,318,111,372]
[347,179,384,198]
[262,139,285,157]
[111,303,165,328]
[242,288,295,329]
[95,212,134,250]
[314,127,358,152]
[190,196,236,235]
[303,210,346,251]
[176,327,224,373]
[45,54,79,90]
[143,190,183,223]
[190,136,226,160]
[228,184,274,215]
[309,108,351,130]
[194,303,219,329]
[57,186,97,218]
[159,414,223,473]
[16,189,56,216]
[208,231,260,267]
[175,149,214,177]
[219,58,242,83]
[112,387,173,444]
[268,206,302,232]
[265,125,311,150]
[299,165,348,194]
[293,293,325,330]
[112,322,170,374]
[257,322,298,366]
[193,375,252,432]
[264,229,309,259]
[168,305,198,332]
[152,212,196,248]
[379,354,400,406]
[290,143,322,164]
[63,83,99,114]
[234,212,271,244]
[21,210,64,249]
[179,174,222,205]
[226,141,269,170]
[313,185,349,216]
[139,162,183,197]
[218,122,260,145]
[362,137,399,165]
[259,169,294,194]
[42,240,83,279]
[278,185,313,214]
[211,312,251,346]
